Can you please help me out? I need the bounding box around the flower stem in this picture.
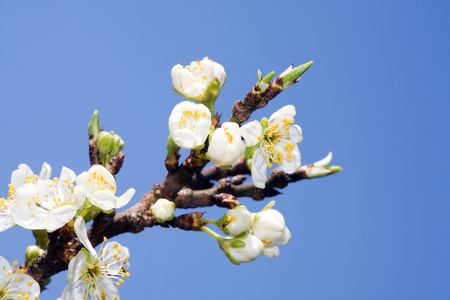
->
[200,218,220,226]
[200,226,222,242]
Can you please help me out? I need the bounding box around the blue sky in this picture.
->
[0,1,449,299]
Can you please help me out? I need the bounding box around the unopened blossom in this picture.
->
[219,233,264,265]
[207,122,245,167]
[61,217,130,300]
[251,201,291,258]
[151,198,175,223]
[201,226,263,265]
[0,256,40,300]
[217,206,252,236]
[76,165,135,212]
[168,101,211,149]
[10,166,86,231]
[171,57,226,101]
[240,105,303,188]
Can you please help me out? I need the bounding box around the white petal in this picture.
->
[0,256,11,277]
[61,280,88,300]
[269,105,296,125]
[38,162,52,181]
[279,145,301,173]
[251,148,268,189]
[89,190,119,211]
[274,226,291,245]
[74,217,97,256]
[59,166,76,184]
[11,164,33,187]
[262,244,280,258]
[67,250,87,284]
[240,121,263,147]
[115,188,135,208]
[288,124,303,143]
[93,276,119,300]
[43,206,78,231]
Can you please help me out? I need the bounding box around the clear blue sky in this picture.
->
[1,1,449,299]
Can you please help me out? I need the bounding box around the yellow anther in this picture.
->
[286,153,292,161]
[27,282,32,287]
[13,261,18,266]
[53,177,58,183]
[104,236,108,242]
[15,277,20,282]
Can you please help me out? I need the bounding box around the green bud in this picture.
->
[281,61,313,90]
[257,70,275,92]
[25,245,44,266]
[97,131,124,165]
[88,110,101,138]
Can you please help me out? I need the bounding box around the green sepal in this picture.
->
[225,252,240,265]
[230,240,246,248]
[88,110,101,138]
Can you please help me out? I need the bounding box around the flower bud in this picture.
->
[25,245,44,265]
[97,131,125,165]
[280,61,313,90]
[151,199,175,223]
[219,234,264,265]
[306,152,343,178]
[218,206,252,236]
[251,201,286,242]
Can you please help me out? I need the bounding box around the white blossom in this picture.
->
[251,201,291,258]
[218,206,252,236]
[1,163,52,232]
[10,166,86,231]
[150,199,175,223]
[240,105,303,188]
[76,165,135,212]
[207,122,245,167]
[0,256,40,300]
[219,234,264,265]
[61,217,130,300]
[171,57,226,101]
[168,101,211,149]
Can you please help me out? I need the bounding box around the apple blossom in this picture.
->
[76,165,135,212]
[150,198,175,223]
[240,105,303,188]
[168,101,211,149]
[61,217,130,300]
[0,256,40,300]
[206,122,245,167]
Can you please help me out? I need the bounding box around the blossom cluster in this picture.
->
[1,163,135,299]
[201,201,290,264]
[169,57,304,188]
[1,163,135,233]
